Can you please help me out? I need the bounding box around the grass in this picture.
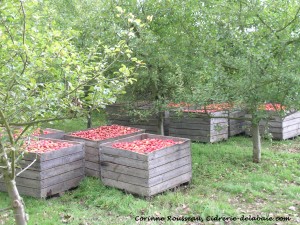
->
[1,116,300,224]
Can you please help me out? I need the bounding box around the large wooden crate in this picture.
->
[0,138,84,198]
[100,133,192,197]
[168,111,228,143]
[63,126,145,178]
[228,110,246,136]
[106,103,169,135]
[244,111,300,140]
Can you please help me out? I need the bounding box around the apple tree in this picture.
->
[179,0,300,162]
[0,1,141,224]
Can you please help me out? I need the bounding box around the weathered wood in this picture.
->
[101,172,191,197]
[85,168,101,178]
[38,128,65,139]
[101,147,190,170]
[85,161,100,171]
[100,134,190,161]
[5,168,84,189]
[85,152,100,163]
[0,139,85,198]
[21,151,84,171]
[101,155,191,179]
[0,175,84,198]
[63,125,145,178]
[23,139,84,162]
[245,111,300,140]
[18,159,84,180]
[101,164,191,187]
[148,172,192,196]
[100,133,192,197]
[169,111,229,143]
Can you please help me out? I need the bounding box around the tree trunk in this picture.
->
[158,111,164,135]
[251,122,261,163]
[4,177,28,225]
[87,110,92,128]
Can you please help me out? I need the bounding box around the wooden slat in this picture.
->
[85,146,99,156]
[168,133,211,142]
[21,151,84,171]
[12,168,84,189]
[101,177,149,196]
[18,159,84,180]
[40,175,84,198]
[85,168,101,178]
[23,142,84,162]
[85,152,99,163]
[101,148,190,170]
[38,128,65,139]
[101,164,191,188]
[85,161,100,171]
[149,172,192,196]
[168,127,227,137]
[101,155,192,179]
[100,139,190,162]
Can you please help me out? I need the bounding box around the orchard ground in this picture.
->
[0,112,299,225]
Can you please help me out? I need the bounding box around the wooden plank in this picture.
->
[85,152,100,163]
[21,151,84,171]
[282,129,300,140]
[85,168,101,177]
[149,172,192,196]
[101,164,191,188]
[85,161,100,171]
[168,133,211,142]
[13,168,84,189]
[100,138,190,161]
[101,155,192,179]
[38,128,65,139]
[0,176,84,198]
[101,148,190,170]
[169,122,214,130]
[168,127,227,137]
[85,146,99,156]
[23,141,84,162]
[169,117,211,125]
[101,177,149,196]
[18,159,84,180]
[40,175,84,198]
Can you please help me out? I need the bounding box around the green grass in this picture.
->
[1,118,300,224]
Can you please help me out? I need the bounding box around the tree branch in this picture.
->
[16,158,37,177]
[276,6,300,33]
[0,115,76,127]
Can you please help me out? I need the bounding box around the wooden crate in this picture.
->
[168,111,228,143]
[37,128,65,139]
[228,110,246,136]
[244,111,300,140]
[100,133,192,197]
[63,126,145,178]
[0,138,84,198]
[106,103,169,135]
[0,127,65,139]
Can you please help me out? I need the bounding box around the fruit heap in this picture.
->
[25,139,73,153]
[183,103,232,113]
[70,125,140,141]
[112,138,183,154]
[168,102,191,108]
[260,103,286,111]
[11,127,54,138]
